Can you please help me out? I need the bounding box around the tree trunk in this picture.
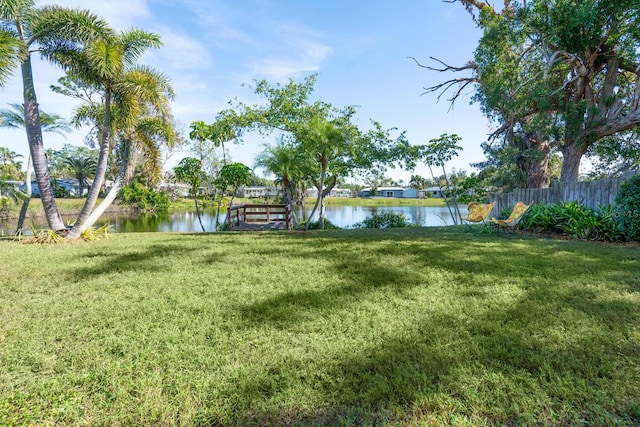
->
[559,139,588,183]
[194,195,206,232]
[524,154,551,188]
[21,59,65,231]
[521,128,551,188]
[305,186,322,231]
[68,140,129,237]
[80,175,122,234]
[67,86,112,239]
[306,159,328,230]
[15,155,32,234]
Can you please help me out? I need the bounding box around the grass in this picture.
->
[0,227,639,426]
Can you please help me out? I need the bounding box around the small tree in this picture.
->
[215,162,252,230]
[174,157,207,232]
[420,134,464,224]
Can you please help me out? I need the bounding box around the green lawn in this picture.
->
[0,228,638,426]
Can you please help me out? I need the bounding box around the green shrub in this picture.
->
[520,201,621,241]
[615,175,640,241]
[50,180,70,198]
[298,218,341,230]
[120,182,170,214]
[354,211,414,229]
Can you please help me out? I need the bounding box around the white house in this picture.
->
[306,187,352,198]
[19,178,86,197]
[358,187,418,198]
[238,186,283,198]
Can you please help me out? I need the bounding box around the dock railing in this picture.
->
[227,204,293,230]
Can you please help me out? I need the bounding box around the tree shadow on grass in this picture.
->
[212,230,640,425]
[64,241,231,283]
[205,288,640,426]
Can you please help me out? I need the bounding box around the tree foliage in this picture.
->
[254,139,309,206]
[1,1,111,231]
[232,75,408,229]
[429,0,640,186]
[174,157,207,232]
[215,162,251,209]
[615,175,640,241]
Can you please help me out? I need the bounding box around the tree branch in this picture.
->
[410,56,479,109]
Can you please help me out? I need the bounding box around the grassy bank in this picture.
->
[320,197,445,207]
[1,228,639,425]
[0,198,126,220]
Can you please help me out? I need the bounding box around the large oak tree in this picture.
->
[428,0,640,185]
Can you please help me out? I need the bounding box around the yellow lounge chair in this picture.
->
[491,201,533,231]
[463,201,495,224]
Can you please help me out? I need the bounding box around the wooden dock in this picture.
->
[226,204,293,231]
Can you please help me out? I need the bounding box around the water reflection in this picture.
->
[91,204,468,233]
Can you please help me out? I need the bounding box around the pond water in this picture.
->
[92,204,469,233]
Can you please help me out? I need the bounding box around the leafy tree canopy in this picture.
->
[428,0,640,186]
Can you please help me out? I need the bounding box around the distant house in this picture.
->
[238,186,282,198]
[330,188,351,197]
[306,188,352,198]
[158,182,191,197]
[358,187,418,198]
[423,186,444,198]
[19,178,86,197]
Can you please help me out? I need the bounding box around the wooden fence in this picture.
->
[490,171,639,215]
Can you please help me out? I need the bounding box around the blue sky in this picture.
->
[1,0,492,184]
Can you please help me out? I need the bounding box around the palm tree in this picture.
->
[299,115,348,230]
[80,114,176,236]
[0,179,25,200]
[63,155,96,196]
[0,104,71,233]
[1,1,110,231]
[59,31,175,239]
[57,28,171,239]
[254,139,306,206]
[0,147,23,179]
[0,104,71,136]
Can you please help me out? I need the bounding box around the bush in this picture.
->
[298,218,341,230]
[354,211,414,229]
[519,201,622,241]
[120,182,170,214]
[615,175,640,241]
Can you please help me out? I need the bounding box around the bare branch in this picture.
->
[410,56,480,110]
[409,56,477,73]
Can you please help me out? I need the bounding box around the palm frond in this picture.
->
[0,103,71,135]
[0,28,21,86]
[28,6,112,51]
[119,28,161,66]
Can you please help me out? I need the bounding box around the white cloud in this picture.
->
[149,25,212,70]
[246,22,333,80]
[250,57,323,81]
